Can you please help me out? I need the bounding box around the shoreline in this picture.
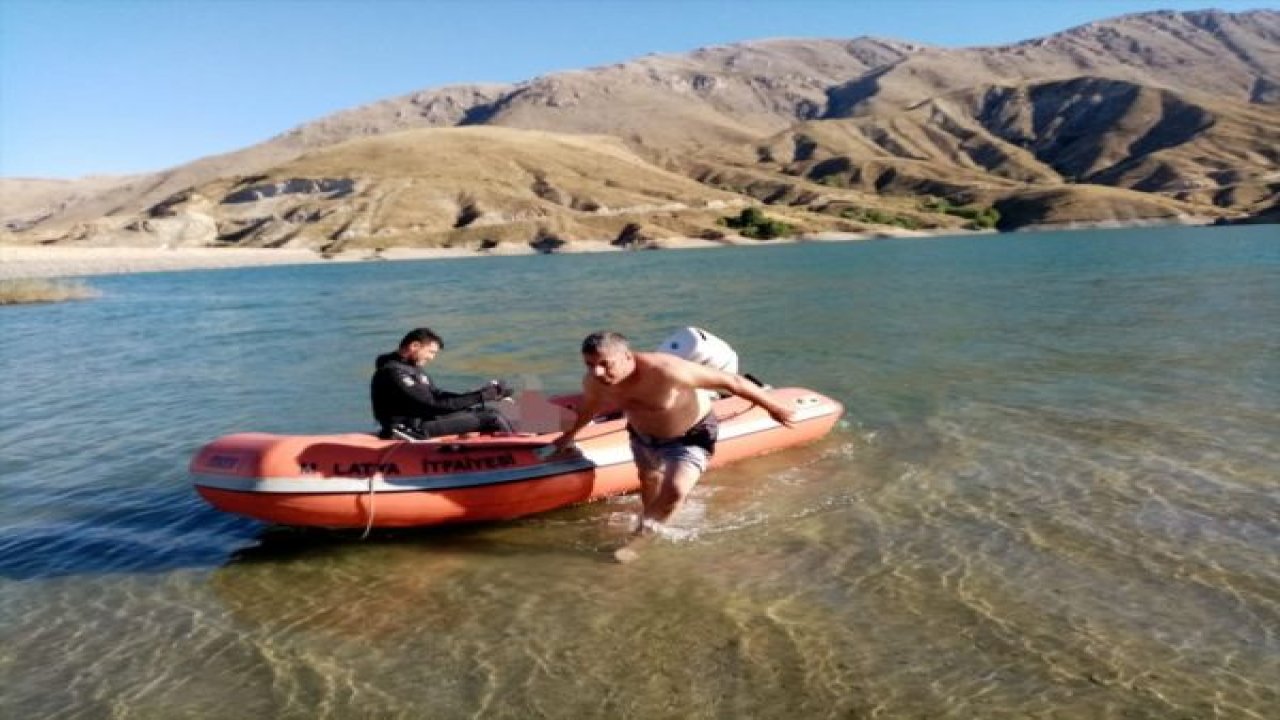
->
[0,233,906,281]
[0,218,1228,281]
[0,245,471,281]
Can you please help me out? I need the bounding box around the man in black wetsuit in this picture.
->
[370,327,515,439]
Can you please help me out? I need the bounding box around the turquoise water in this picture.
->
[1,225,1277,718]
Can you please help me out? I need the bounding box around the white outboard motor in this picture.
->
[658,327,739,374]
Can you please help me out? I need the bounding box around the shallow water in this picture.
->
[2,225,1277,718]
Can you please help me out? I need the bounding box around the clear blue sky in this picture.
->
[1,0,1274,179]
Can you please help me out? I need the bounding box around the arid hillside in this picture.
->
[747,77,1280,227]
[826,9,1280,116]
[3,9,1277,249]
[54,127,763,251]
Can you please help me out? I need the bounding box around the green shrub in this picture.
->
[953,206,1000,229]
[739,207,766,226]
[921,196,951,212]
[722,207,795,239]
[838,207,921,230]
[748,219,792,239]
[920,198,1000,228]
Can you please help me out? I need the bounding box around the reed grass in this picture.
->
[0,278,99,305]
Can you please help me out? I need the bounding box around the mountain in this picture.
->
[3,9,1277,248]
[825,9,1280,116]
[755,76,1279,221]
[99,126,747,251]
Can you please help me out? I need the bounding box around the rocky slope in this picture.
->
[749,76,1279,226]
[826,9,1280,117]
[62,127,753,251]
[3,9,1277,247]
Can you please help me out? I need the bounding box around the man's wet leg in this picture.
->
[615,460,704,564]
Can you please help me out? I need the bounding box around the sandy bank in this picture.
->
[0,229,948,281]
[0,245,490,280]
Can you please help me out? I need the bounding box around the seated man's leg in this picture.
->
[477,407,515,433]
[419,408,511,437]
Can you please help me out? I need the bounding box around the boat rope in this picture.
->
[361,440,408,540]
[362,472,379,540]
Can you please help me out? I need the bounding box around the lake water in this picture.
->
[1,225,1277,719]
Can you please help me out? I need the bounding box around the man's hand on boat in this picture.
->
[544,434,582,459]
[479,379,515,402]
[767,403,799,428]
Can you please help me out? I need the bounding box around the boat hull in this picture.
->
[191,388,843,528]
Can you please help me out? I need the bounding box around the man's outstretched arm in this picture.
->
[684,362,798,426]
[550,376,607,454]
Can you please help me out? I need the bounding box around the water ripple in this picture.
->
[2,226,1278,718]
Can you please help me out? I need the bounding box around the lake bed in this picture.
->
[2,225,1277,718]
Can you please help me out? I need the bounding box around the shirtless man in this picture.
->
[551,331,797,562]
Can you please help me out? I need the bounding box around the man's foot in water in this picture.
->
[613,546,641,564]
[611,528,658,564]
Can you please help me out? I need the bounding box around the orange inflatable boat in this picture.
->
[190,387,844,529]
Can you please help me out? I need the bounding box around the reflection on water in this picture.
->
[2,225,1278,718]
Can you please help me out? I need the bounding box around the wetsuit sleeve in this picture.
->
[386,365,484,415]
